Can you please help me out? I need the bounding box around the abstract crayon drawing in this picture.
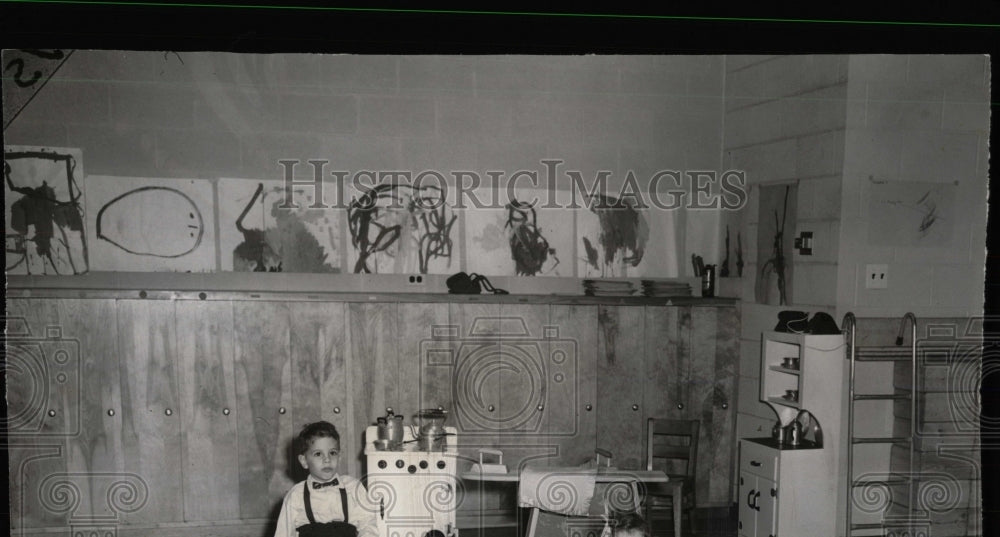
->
[4,146,87,275]
[218,178,341,273]
[85,176,216,272]
[466,186,569,277]
[577,194,651,278]
[346,182,458,274]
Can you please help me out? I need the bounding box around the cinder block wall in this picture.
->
[723,54,850,444]
[5,51,727,280]
[838,54,990,319]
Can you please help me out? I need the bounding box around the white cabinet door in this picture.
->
[738,471,757,537]
[757,476,777,537]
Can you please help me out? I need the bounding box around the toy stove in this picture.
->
[365,425,459,537]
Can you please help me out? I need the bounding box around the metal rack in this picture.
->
[842,312,918,536]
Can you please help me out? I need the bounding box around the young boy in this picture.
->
[274,421,378,537]
[609,512,650,537]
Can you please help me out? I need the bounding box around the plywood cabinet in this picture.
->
[5,294,738,535]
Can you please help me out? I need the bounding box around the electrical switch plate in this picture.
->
[865,264,888,289]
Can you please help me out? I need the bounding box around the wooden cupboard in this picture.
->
[6,292,738,536]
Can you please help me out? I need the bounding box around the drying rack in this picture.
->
[842,312,918,536]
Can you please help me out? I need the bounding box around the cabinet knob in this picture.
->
[677,403,684,410]
[48,409,56,417]
[334,407,341,414]
[223,408,231,416]
[488,404,495,412]
[585,404,593,411]
[279,407,286,414]
[631,404,639,411]
[107,409,115,417]
[164,408,173,416]
[537,405,544,411]
[722,402,728,409]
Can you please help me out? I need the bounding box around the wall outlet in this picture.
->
[865,264,888,289]
[406,274,426,286]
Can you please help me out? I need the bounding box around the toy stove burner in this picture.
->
[365,425,459,537]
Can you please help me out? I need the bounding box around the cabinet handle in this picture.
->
[537,405,544,411]
[722,402,728,409]
[631,404,639,411]
[738,521,742,530]
[771,488,776,498]
[747,489,756,509]
[107,409,115,417]
[750,460,761,467]
[754,491,761,511]
[164,408,173,416]
[334,407,341,414]
[488,404,495,412]
[585,404,593,411]
[279,407,286,414]
[677,403,684,410]
[223,408,231,416]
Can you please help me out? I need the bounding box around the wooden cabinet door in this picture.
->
[596,306,645,470]
[6,299,76,530]
[117,299,184,524]
[497,303,551,470]
[549,305,598,467]
[290,302,349,475]
[346,302,398,474]
[681,306,738,507]
[60,299,126,526]
[176,300,240,522]
[233,301,295,520]
[398,303,450,419]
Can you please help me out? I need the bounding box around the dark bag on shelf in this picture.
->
[446,272,509,295]
[807,312,841,335]
[775,310,809,333]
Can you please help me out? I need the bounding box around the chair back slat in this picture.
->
[645,418,699,481]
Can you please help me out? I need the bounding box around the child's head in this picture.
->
[296,421,341,482]
[610,512,649,537]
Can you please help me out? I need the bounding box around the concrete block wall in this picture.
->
[837,54,990,319]
[722,55,849,444]
[4,51,727,279]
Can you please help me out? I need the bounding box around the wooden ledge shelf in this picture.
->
[7,273,738,306]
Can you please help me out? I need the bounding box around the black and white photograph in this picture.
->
[3,4,997,537]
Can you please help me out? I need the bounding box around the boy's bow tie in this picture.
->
[313,479,339,489]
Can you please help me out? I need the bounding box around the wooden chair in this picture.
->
[643,419,700,537]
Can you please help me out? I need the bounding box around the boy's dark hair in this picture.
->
[296,421,341,455]
[610,512,649,537]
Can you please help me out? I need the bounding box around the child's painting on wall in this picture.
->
[218,178,342,273]
[465,186,569,277]
[85,175,216,272]
[755,182,797,306]
[4,145,88,275]
[345,181,459,275]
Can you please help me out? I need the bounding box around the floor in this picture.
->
[461,507,739,537]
